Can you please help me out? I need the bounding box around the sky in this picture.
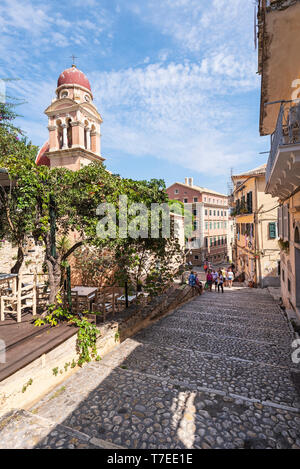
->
[0,0,269,194]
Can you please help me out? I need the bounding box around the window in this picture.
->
[193,221,198,230]
[205,209,208,215]
[209,222,212,229]
[205,222,208,230]
[269,222,277,239]
[224,222,227,229]
[214,222,216,229]
[282,269,285,282]
[193,209,197,216]
[184,198,188,203]
[221,211,223,216]
[247,191,253,213]
[217,211,219,216]
[174,189,179,194]
[60,90,68,98]
[193,197,198,202]
[214,210,216,216]
[217,222,220,229]
[204,197,207,202]
[224,210,227,216]
[288,278,291,292]
[194,255,199,260]
[209,210,212,216]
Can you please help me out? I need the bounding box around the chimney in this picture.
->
[185,177,188,185]
[188,177,193,187]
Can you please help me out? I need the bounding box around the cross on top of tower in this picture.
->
[69,55,78,67]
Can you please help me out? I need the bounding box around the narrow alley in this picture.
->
[0,287,300,449]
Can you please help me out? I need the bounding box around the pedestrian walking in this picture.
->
[227,268,234,288]
[206,270,213,292]
[218,270,224,293]
[212,269,219,292]
[222,267,227,287]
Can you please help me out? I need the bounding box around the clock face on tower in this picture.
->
[84,95,90,102]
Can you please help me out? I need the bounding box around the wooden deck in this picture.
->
[0,312,77,382]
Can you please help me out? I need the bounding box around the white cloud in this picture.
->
[90,59,259,176]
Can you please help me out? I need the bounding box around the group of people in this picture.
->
[188,263,235,295]
[205,266,234,293]
[188,271,203,293]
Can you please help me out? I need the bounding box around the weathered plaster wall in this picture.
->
[259,1,300,135]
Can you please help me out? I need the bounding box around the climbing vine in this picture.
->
[35,295,100,367]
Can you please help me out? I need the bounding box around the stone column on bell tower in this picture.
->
[62,124,68,149]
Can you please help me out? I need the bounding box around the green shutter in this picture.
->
[269,222,276,239]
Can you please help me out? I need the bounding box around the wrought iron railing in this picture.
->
[266,101,300,183]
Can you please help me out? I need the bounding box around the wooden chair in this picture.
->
[92,286,123,322]
[0,273,37,323]
[63,290,79,313]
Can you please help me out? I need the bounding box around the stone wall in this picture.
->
[0,239,45,279]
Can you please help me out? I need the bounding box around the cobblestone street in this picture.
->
[1,286,300,449]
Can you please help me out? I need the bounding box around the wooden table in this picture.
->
[71,286,98,312]
[0,273,18,296]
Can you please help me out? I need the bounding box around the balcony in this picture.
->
[266,102,300,200]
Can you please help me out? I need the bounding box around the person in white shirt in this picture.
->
[212,270,219,291]
[227,268,234,288]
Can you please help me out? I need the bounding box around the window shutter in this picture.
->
[278,207,283,238]
[247,192,253,213]
[269,222,276,239]
[283,205,290,241]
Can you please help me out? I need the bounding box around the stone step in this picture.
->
[178,304,287,323]
[28,365,300,449]
[98,339,300,410]
[134,324,294,368]
[0,409,122,449]
[157,315,293,345]
[172,309,288,331]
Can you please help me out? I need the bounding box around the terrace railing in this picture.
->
[266,101,300,184]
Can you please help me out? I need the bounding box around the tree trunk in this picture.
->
[11,244,24,274]
[47,258,62,305]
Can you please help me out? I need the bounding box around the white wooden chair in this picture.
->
[0,273,37,323]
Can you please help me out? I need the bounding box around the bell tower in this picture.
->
[38,65,104,170]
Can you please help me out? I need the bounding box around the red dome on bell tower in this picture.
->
[57,65,91,91]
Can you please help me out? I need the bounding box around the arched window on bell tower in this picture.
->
[91,124,96,153]
[66,118,72,148]
[56,120,63,149]
[84,121,90,150]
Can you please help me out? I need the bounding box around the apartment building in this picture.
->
[166,177,229,266]
[257,0,300,314]
[231,164,280,287]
